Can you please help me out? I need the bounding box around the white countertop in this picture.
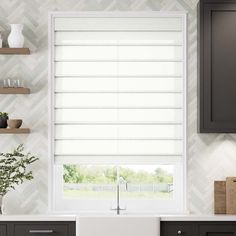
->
[0,214,76,221]
[0,214,236,221]
[160,214,236,221]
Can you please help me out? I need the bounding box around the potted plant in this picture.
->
[0,112,8,128]
[0,144,38,214]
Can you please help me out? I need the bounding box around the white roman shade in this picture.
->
[51,13,186,165]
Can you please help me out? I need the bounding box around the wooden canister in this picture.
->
[214,181,226,214]
[226,177,236,214]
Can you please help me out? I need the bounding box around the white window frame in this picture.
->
[48,11,187,214]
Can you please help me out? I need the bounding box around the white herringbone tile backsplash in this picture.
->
[0,0,236,214]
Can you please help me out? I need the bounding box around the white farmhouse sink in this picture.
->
[76,216,160,236]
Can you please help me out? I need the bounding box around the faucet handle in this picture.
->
[110,206,126,211]
[110,206,127,215]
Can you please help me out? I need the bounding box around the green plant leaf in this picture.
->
[0,144,38,196]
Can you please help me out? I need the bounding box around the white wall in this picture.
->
[0,0,236,214]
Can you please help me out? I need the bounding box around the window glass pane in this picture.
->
[63,165,117,199]
[63,165,174,200]
[119,165,173,200]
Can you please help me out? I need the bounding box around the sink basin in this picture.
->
[76,216,160,236]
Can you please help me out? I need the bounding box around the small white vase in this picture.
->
[8,24,24,48]
[0,195,4,214]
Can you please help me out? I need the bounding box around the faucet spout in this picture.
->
[111,177,126,215]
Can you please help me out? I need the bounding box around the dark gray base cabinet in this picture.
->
[0,222,75,236]
[161,222,197,236]
[161,222,236,236]
[199,224,236,236]
[0,224,7,236]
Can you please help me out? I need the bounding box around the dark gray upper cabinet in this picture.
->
[199,0,236,132]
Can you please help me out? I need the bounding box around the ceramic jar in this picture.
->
[7,119,22,128]
[0,116,8,128]
[8,24,24,48]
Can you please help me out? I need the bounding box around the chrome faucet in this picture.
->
[111,177,127,215]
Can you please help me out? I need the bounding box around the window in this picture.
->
[49,12,187,214]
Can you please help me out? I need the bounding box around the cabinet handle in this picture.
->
[29,230,54,234]
[177,230,182,235]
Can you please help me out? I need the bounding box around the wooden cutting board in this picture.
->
[214,181,226,214]
[226,177,236,214]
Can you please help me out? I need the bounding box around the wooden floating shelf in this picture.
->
[0,87,30,94]
[0,128,30,134]
[0,48,30,55]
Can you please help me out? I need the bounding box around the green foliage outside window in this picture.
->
[63,165,173,184]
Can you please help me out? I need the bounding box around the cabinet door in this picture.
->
[13,222,75,236]
[0,224,7,236]
[199,0,236,132]
[199,224,236,236]
[161,222,197,236]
